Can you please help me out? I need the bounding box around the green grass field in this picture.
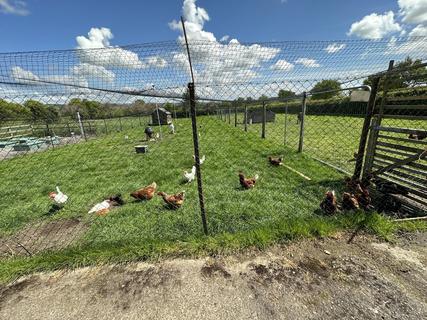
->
[230,112,427,173]
[0,114,425,283]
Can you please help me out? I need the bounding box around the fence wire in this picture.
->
[0,38,426,277]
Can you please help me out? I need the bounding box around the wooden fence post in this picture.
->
[298,92,307,153]
[353,79,379,179]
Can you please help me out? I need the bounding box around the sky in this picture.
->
[0,0,426,102]
[0,0,424,52]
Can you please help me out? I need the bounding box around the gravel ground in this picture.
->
[1,231,426,320]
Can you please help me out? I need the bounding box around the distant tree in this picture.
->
[278,89,296,99]
[258,95,269,101]
[245,97,254,103]
[310,80,341,100]
[232,97,246,107]
[24,100,49,121]
[363,57,427,91]
[0,99,30,119]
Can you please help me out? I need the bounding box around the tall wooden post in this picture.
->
[353,80,379,179]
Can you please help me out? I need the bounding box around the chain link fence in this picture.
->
[0,38,426,273]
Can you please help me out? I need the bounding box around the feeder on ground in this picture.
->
[135,145,148,153]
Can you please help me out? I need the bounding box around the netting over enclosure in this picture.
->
[0,38,426,265]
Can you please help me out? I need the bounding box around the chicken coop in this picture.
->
[245,109,276,124]
[151,107,172,125]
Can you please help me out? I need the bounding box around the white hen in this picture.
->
[49,186,68,205]
[88,200,111,214]
[184,166,196,183]
[193,155,206,165]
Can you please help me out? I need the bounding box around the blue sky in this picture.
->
[0,0,407,52]
[0,0,426,102]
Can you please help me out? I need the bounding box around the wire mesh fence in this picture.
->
[0,38,426,276]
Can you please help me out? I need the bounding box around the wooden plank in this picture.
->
[374,153,427,171]
[379,171,427,193]
[373,158,427,174]
[384,104,427,110]
[373,165,427,185]
[381,114,427,121]
[374,159,426,177]
[393,216,427,222]
[377,134,427,146]
[377,126,427,135]
[376,141,425,154]
[386,95,427,102]
[376,146,414,158]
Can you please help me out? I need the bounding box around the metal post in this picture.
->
[67,123,71,136]
[188,82,208,235]
[77,112,87,141]
[88,121,93,135]
[228,107,231,124]
[284,105,288,145]
[298,92,307,153]
[103,119,108,134]
[234,106,238,127]
[119,117,123,131]
[353,81,378,179]
[244,105,248,132]
[156,104,162,140]
[261,101,266,139]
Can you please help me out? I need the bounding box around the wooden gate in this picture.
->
[362,62,427,215]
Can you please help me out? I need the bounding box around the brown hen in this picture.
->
[320,190,338,215]
[158,191,185,209]
[239,172,259,189]
[342,192,360,211]
[131,182,157,201]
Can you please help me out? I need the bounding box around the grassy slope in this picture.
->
[0,115,425,283]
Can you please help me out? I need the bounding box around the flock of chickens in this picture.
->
[47,155,208,216]
[48,150,407,217]
[320,174,409,215]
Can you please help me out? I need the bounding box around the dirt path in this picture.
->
[1,232,426,320]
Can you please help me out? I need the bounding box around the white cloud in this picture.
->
[169,0,280,85]
[409,24,427,36]
[71,63,115,83]
[348,11,402,39]
[295,58,320,68]
[0,0,29,15]
[324,43,346,53]
[169,0,216,41]
[76,27,145,69]
[398,0,427,24]
[145,56,168,68]
[220,35,230,42]
[11,66,39,84]
[271,59,294,71]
